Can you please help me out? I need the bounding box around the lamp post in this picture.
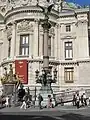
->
[35,0,57,106]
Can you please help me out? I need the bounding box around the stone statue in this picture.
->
[37,0,54,20]
[53,0,64,12]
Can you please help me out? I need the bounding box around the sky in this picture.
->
[66,0,90,6]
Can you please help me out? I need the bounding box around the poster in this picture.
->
[15,60,28,84]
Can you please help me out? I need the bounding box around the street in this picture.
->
[0,105,90,120]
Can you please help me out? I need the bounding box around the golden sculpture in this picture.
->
[0,64,20,84]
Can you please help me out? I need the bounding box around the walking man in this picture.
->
[76,94,80,109]
[83,93,87,106]
[38,94,43,109]
[72,94,76,106]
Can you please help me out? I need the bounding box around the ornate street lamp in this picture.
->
[35,0,58,106]
[35,0,77,107]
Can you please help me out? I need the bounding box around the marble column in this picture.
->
[11,22,16,59]
[29,33,34,58]
[33,19,39,57]
[54,24,58,59]
[51,35,54,57]
[42,22,51,70]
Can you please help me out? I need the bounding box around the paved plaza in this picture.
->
[0,105,90,120]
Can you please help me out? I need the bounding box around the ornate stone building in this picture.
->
[0,0,90,92]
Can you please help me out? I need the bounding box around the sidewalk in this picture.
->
[0,104,89,113]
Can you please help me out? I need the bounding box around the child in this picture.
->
[5,96,9,107]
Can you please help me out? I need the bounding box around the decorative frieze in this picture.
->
[17,20,34,33]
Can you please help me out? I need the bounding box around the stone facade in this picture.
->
[0,0,90,92]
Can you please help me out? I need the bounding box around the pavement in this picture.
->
[0,105,90,120]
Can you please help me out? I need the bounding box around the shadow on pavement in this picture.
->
[0,112,90,120]
[60,113,90,120]
[0,113,59,120]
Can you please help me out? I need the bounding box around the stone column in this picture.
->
[54,24,58,59]
[3,27,8,59]
[42,22,51,71]
[33,19,39,57]
[29,33,34,58]
[11,22,16,59]
[51,35,54,57]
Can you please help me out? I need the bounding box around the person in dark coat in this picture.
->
[18,87,25,102]
[38,94,43,109]
[72,94,76,106]
[81,95,84,106]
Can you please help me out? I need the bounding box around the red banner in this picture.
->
[15,60,28,84]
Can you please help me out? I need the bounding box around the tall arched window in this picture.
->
[19,34,29,56]
[8,38,11,57]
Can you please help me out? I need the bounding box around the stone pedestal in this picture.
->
[3,83,15,95]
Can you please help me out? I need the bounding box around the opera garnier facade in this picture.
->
[0,0,90,93]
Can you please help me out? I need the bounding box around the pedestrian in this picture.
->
[83,93,87,106]
[81,95,84,106]
[18,85,25,102]
[76,94,80,109]
[5,96,9,107]
[88,96,90,105]
[38,94,43,109]
[8,95,11,107]
[47,95,52,108]
[72,94,76,106]
[20,95,27,109]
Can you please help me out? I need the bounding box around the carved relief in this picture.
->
[17,20,34,33]
[6,25,12,38]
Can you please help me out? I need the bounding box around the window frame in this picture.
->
[19,34,29,56]
[65,41,73,60]
[66,25,71,32]
[64,67,74,83]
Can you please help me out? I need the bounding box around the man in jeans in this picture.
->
[38,94,43,109]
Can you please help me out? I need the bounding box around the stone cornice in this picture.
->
[5,6,59,24]
[59,8,89,18]
[0,57,60,67]
[1,57,90,67]
[60,59,90,66]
